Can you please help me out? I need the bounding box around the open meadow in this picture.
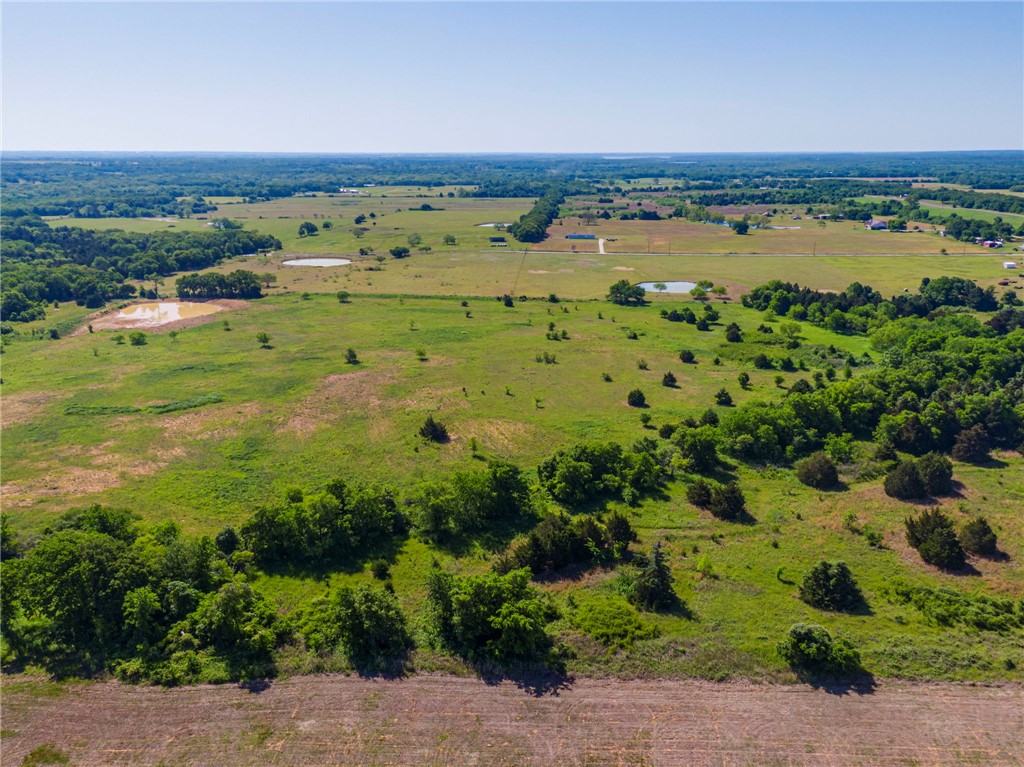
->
[4,278,1023,684]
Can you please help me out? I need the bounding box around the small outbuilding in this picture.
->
[566,233,596,240]
[865,220,888,230]
[1003,261,1019,269]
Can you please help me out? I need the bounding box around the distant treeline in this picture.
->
[0,216,279,321]
[175,271,263,300]
[3,152,1021,219]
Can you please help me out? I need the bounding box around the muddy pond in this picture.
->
[115,302,223,327]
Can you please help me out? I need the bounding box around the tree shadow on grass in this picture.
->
[260,535,407,580]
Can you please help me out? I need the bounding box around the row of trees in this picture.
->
[175,270,263,299]
[509,187,564,243]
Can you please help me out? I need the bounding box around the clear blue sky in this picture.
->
[3,2,1022,152]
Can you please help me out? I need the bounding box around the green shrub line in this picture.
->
[64,393,224,416]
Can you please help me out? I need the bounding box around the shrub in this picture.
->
[905,508,965,570]
[572,597,657,649]
[917,452,953,496]
[345,348,359,364]
[799,561,862,612]
[662,371,677,388]
[686,478,712,508]
[778,623,861,674]
[960,517,997,557]
[334,585,412,666]
[419,415,449,443]
[714,388,733,406]
[678,349,695,363]
[627,389,647,407]
[794,452,839,489]
[725,323,742,342]
[737,372,750,389]
[129,331,147,346]
[884,460,926,500]
[709,482,746,521]
[952,425,990,464]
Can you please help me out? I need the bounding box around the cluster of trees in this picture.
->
[175,270,263,299]
[1,216,279,320]
[904,508,998,570]
[509,187,564,243]
[536,440,666,508]
[239,481,406,568]
[495,511,636,575]
[742,277,1000,334]
[1,507,285,684]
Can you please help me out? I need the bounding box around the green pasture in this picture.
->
[213,249,1017,301]
[3,287,1022,681]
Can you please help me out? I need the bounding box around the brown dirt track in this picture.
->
[3,675,1022,766]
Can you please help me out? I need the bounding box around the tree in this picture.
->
[336,290,351,304]
[129,331,147,346]
[952,425,990,464]
[679,349,695,364]
[627,389,647,407]
[298,221,318,237]
[799,561,862,611]
[215,527,239,556]
[714,388,733,406]
[737,372,750,389]
[677,426,718,473]
[334,585,412,666]
[390,246,411,259]
[794,452,839,489]
[960,517,997,557]
[884,460,926,500]
[917,452,953,496]
[905,508,965,570]
[442,233,457,246]
[419,415,449,443]
[608,280,646,306]
[407,233,422,247]
[725,323,743,342]
[629,542,675,611]
[686,478,712,507]
[778,623,861,674]
[662,371,677,388]
[731,220,750,235]
[345,347,359,364]
[709,482,746,521]
[256,331,271,348]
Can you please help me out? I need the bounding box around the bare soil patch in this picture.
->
[0,391,64,428]
[2,674,1020,766]
[279,368,395,435]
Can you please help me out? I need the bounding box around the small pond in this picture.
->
[116,302,222,326]
[637,281,697,294]
[282,258,352,267]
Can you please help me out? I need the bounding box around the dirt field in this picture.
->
[3,674,1021,766]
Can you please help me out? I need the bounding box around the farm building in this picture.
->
[488,236,507,247]
[1003,261,1018,269]
[566,233,596,240]
[865,220,888,230]
[981,240,1004,248]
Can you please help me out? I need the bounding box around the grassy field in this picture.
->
[3,283,1022,682]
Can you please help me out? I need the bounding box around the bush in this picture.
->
[905,508,965,570]
[662,371,677,388]
[572,597,657,649]
[129,331,147,346]
[334,585,411,665]
[709,482,746,521]
[799,561,862,612]
[884,460,926,500]
[627,389,647,407]
[952,425,990,464]
[960,517,997,557]
[419,415,449,443]
[714,388,733,406]
[778,623,861,674]
[917,452,953,496]
[678,349,695,363]
[725,323,742,342]
[794,452,839,489]
[686,478,712,508]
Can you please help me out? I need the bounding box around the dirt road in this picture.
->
[3,674,1021,766]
